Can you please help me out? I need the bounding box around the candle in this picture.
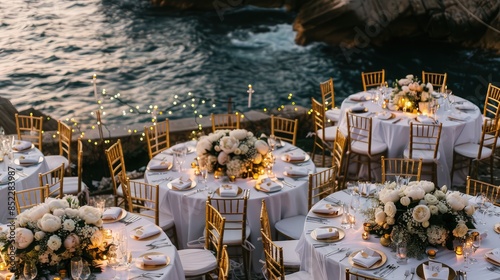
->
[247,84,254,108]
[362,232,370,240]
[103,229,112,239]
[455,245,463,255]
[363,222,373,232]
[0,262,5,270]
[427,249,436,259]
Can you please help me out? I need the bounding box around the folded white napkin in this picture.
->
[18,155,39,164]
[449,111,468,121]
[417,115,434,124]
[352,248,381,268]
[423,262,449,280]
[102,207,122,220]
[455,103,475,110]
[259,179,281,192]
[315,227,339,239]
[219,184,238,197]
[359,184,376,196]
[284,166,308,176]
[134,224,161,239]
[376,111,391,120]
[171,178,192,190]
[0,173,9,184]
[12,141,32,151]
[282,152,306,162]
[350,93,370,101]
[350,104,366,112]
[487,248,500,263]
[149,160,172,170]
[143,254,167,266]
[313,204,341,215]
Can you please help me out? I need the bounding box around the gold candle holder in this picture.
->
[363,222,373,232]
[229,175,236,182]
[362,232,370,240]
[0,262,5,271]
[455,245,463,255]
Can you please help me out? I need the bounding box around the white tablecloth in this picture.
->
[296,191,500,280]
[145,141,313,272]
[0,147,49,223]
[331,93,482,187]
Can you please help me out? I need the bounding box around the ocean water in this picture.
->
[1,0,498,132]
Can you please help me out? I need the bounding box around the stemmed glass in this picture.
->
[173,143,187,172]
[470,233,481,263]
[390,227,404,257]
[81,261,91,280]
[23,261,37,280]
[462,240,474,271]
[71,256,83,280]
[268,134,277,152]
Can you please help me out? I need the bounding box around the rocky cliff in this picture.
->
[152,0,500,51]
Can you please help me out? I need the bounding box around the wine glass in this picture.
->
[390,227,404,256]
[71,256,83,280]
[81,261,91,280]
[23,261,37,280]
[470,232,481,263]
[350,194,360,214]
[268,134,277,151]
[173,143,187,172]
[462,240,474,271]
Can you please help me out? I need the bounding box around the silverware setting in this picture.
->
[380,264,399,277]
[276,177,295,188]
[325,247,347,257]
[184,188,203,196]
[338,250,352,262]
[130,272,163,280]
[306,216,328,224]
[313,243,336,248]
[120,214,141,225]
[374,264,393,276]
[410,267,415,280]
[392,118,402,124]
[324,197,341,205]
[487,266,500,274]
[146,238,167,247]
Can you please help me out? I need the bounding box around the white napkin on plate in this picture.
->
[416,115,434,124]
[315,227,339,239]
[423,262,449,280]
[313,204,340,215]
[350,104,366,112]
[18,155,39,164]
[449,111,468,121]
[259,179,281,192]
[171,178,192,190]
[134,224,161,239]
[487,248,500,263]
[219,184,238,197]
[352,248,381,268]
[284,166,308,176]
[12,141,32,151]
[148,160,172,170]
[376,111,391,120]
[350,93,371,101]
[359,184,376,196]
[143,255,167,266]
[102,207,122,220]
[455,103,475,110]
[282,152,306,162]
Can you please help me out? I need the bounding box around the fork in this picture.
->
[325,247,346,257]
[374,264,392,275]
[339,250,352,262]
[410,267,415,279]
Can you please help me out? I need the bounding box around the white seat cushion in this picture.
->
[317,126,337,142]
[351,140,387,155]
[63,177,88,194]
[275,215,306,240]
[403,149,440,163]
[222,221,251,245]
[45,155,69,171]
[178,249,217,276]
[141,210,175,231]
[274,240,300,267]
[454,143,492,160]
[483,136,500,147]
[285,271,311,279]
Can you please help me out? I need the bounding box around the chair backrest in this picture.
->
[361,69,385,91]
[218,245,229,280]
[311,97,326,139]
[211,113,240,132]
[477,117,500,160]
[332,128,347,180]
[408,122,443,160]
[208,189,249,244]
[205,201,226,264]
[125,179,160,226]
[105,140,127,197]
[466,176,499,206]
[39,163,65,198]
[15,185,48,214]
[346,112,374,155]
[144,119,171,159]
[260,199,272,239]
[421,71,447,93]
[320,77,335,110]
[483,83,500,119]
[308,166,338,209]
[381,156,423,183]
[15,113,44,151]
[57,121,72,167]
[345,268,380,280]
[260,229,285,280]
[76,139,84,193]
[270,115,298,145]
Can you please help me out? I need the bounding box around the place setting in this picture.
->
[102,207,128,224]
[167,176,196,191]
[348,247,387,271]
[130,224,163,241]
[255,177,283,193]
[13,154,43,167]
[416,261,456,280]
[135,252,170,271]
[310,226,345,243]
[311,203,343,218]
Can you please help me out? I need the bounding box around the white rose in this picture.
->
[46,197,70,211]
[47,235,62,251]
[196,137,212,156]
[400,196,411,206]
[405,186,425,200]
[65,208,79,218]
[254,140,269,155]
[417,181,435,193]
[412,205,431,223]
[63,219,76,231]
[15,228,34,249]
[446,192,466,211]
[437,201,449,213]
[434,190,446,200]
[29,203,51,221]
[441,185,448,193]
[64,233,80,252]
[426,83,434,93]
[34,231,45,241]
[219,136,239,153]
[374,208,386,225]
[429,205,439,215]
[464,205,475,216]
[453,221,469,238]
[386,216,395,225]
[214,145,221,152]
[38,214,62,232]
[401,85,410,92]
[252,153,263,164]
[424,194,439,205]
[406,74,414,80]
[217,151,229,165]
[53,208,65,217]
[229,129,248,140]
[420,91,430,102]
[234,148,242,155]
[79,205,102,225]
[239,144,249,154]
[384,202,397,217]
[379,189,400,204]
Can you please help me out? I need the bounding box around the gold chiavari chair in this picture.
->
[211,113,240,132]
[466,176,499,206]
[345,268,381,280]
[270,115,298,146]
[332,128,348,189]
[45,120,73,172]
[218,245,229,280]
[361,69,385,91]
[381,156,423,183]
[144,119,171,159]
[15,185,48,214]
[421,71,447,93]
[483,83,500,119]
[320,78,340,125]
[15,113,44,151]
[38,163,65,198]
[311,97,337,167]
[105,139,129,207]
[62,139,89,198]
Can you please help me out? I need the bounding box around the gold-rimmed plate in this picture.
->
[102,208,127,224]
[147,161,173,171]
[376,112,396,120]
[416,261,456,280]
[485,250,500,266]
[167,180,197,191]
[280,153,311,163]
[494,223,500,234]
[12,142,35,152]
[348,249,387,270]
[136,252,170,271]
[215,185,243,197]
[255,182,283,193]
[130,225,162,241]
[14,156,43,167]
[310,226,345,243]
[311,205,342,218]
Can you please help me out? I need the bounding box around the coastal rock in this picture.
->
[0,97,19,135]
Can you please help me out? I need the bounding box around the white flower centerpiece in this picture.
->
[13,195,114,276]
[391,74,434,112]
[365,181,475,258]
[196,129,270,178]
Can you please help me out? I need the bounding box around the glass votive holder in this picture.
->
[0,262,5,270]
[348,214,356,228]
[362,232,370,240]
[396,243,408,264]
[455,245,463,255]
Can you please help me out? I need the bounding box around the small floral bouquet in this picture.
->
[13,195,114,275]
[365,181,475,258]
[196,129,270,177]
[392,74,434,111]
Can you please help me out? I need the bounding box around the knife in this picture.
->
[392,118,402,124]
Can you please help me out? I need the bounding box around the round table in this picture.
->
[145,141,314,272]
[328,92,482,187]
[296,190,500,280]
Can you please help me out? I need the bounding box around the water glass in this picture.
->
[268,134,277,151]
[340,203,351,229]
[23,261,37,280]
[71,256,83,280]
[81,261,91,280]
[396,242,408,264]
[173,143,187,172]
[462,241,474,271]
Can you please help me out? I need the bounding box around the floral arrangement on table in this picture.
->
[13,195,114,276]
[391,74,434,112]
[196,129,270,177]
[364,181,475,258]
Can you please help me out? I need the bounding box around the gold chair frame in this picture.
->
[381,156,423,183]
[15,185,48,214]
[218,245,229,280]
[320,78,335,110]
[38,163,65,198]
[57,121,72,168]
[406,122,442,185]
[311,97,336,167]
[204,202,226,279]
[270,115,298,146]
[466,176,499,206]
[332,128,348,188]
[308,166,338,209]
[15,113,44,151]
[125,179,161,225]
[261,229,286,280]
[361,70,385,91]
[211,113,240,132]
[345,268,381,280]
[105,139,128,207]
[421,71,447,93]
[144,119,170,159]
[483,83,500,119]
